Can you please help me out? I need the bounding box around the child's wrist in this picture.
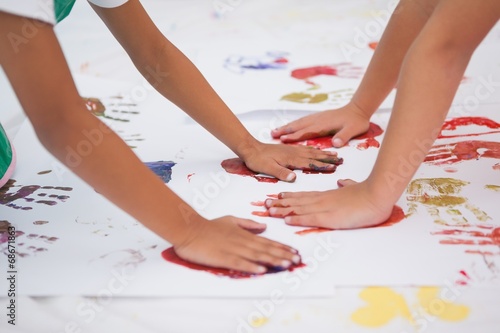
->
[234,135,262,161]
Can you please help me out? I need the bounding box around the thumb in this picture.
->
[331,127,356,148]
[337,178,358,188]
[235,218,267,234]
[265,163,296,183]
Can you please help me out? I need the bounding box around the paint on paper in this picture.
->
[145,161,176,183]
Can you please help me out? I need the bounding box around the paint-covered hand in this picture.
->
[425,140,500,166]
[241,143,342,182]
[173,216,301,274]
[271,103,370,148]
[265,179,394,229]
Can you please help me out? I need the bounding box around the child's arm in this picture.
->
[0,12,300,273]
[90,0,339,182]
[266,0,500,228]
[272,0,437,147]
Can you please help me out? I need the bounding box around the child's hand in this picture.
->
[271,103,371,148]
[241,143,341,182]
[174,216,301,274]
[265,179,393,229]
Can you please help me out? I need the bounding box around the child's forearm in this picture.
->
[351,0,436,117]
[367,1,500,204]
[38,109,203,246]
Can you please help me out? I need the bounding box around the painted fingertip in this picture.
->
[278,192,285,199]
[291,255,301,264]
[264,199,273,207]
[280,135,288,141]
[281,260,291,268]
[256,266,267,273]
[285,172,296,182]
[333,138,343,147]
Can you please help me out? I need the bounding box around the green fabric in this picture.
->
[54,0,76,23]
[0,124,13,176]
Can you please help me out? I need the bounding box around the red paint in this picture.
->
[161,247,305,279]
[425,140,500,165]
[295,205,405,235]
[493,163,500,171]
[290,122,383,150]
[274,57,288,64]
[295,227,331,235]
[465,250,497,256]
[444,167,458,173]
[438,117,500,139]
[459,270,471,280]
[432,227,500,246]
[368,41,378,50]
[291,66,339,80]
[250,201,265,207]
[221,158,279,183]
[356,137,380,150]
[267,194,279,199]
[376,205,406,227]
[302,167,337,174]
[252,211,270,217]
[187,173,195,182]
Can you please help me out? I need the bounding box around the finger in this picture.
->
[265,197,302,208]
[235,218,267,234]
[278,191,323,199]
[271,124,295,138]
[337,178,358,188]
[280,129,320,142]
[284,158,337,172]
[250,238,302,265]
[264,163,296,182]
[268,206,298,218]
[284,212,334,228]
[332,126,358,148]
[226,254,268,274]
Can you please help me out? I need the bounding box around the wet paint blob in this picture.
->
[351,287,412,327]
[289,122,383,150]
[161,247,305,279]
[37,170,52,175]
[291,63,364,84]
[145,161,176,183]
[368,41,378,50]
[221,158,279,183]
[438,117,500,139]
[417,287,469,321]
[425,140,500,165]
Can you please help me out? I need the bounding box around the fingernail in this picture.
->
[257,266,267,273]
[281,135,288,140]
[286,173,296,182]
[292,255,301,264]
[269,207,277,215]
[281,260,291,268]
[291,248,299,254]
[333,138,343,147]
[284,216,291,224]
[265,199,273,207]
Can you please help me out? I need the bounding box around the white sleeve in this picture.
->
[87,0,129,8]
[0,0,56,25]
